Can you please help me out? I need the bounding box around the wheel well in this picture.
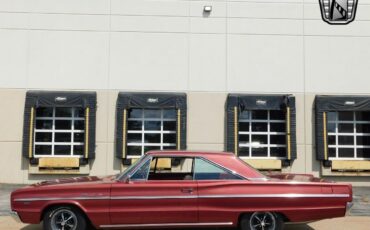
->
[238,211,290,226]
[40,203,92,225]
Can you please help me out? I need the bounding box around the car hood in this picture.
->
[31,175,115,187]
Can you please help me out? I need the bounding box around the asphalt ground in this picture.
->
[1,216,370,230]
[1,184,369,229]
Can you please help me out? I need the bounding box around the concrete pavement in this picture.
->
[1,216,370,230]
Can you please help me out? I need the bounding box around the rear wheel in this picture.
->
[43,206,87,230]
[240,212,283,230]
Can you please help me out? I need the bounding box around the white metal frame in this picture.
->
[328,111,370,160]
[34,107,85,158]
[127,109,176,158]
[238,110,286,159]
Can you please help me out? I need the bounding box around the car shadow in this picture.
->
[20,224,42,230]
[285,224,315,230]
[20,224,315,230]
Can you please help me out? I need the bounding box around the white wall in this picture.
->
[0,0,370,94]
[1,0,370,185]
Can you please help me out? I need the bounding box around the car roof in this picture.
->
[145,150,234,157]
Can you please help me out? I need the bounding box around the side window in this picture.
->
[148,157,194,180]
[131,159,151,180]
[194,158,242,180]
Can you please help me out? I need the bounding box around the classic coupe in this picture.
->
[11,151,353,230]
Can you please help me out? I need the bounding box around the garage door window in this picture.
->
[34,107,85,157]
[115,92,187,162]
[238,110,286,159]
[315,96,370,163]
[22,91,97,162]
[226,94,296,162]
[327,111,370,159]
[126,109,177,157]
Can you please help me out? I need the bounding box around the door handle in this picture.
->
[181,188,194,194]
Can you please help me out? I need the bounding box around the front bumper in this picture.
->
[345,202,354,216]
[10,211,21,223]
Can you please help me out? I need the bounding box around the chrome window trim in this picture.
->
[14,193,350,202]
[119,154,253,182]
[129,156,152,181]
[116,155,151,181]
[99,222,234,228]
[149,156,196,180]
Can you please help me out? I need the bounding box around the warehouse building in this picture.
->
[1,0,370,186]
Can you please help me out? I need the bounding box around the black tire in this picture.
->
[240,212,284,230]
[43,206,87,230]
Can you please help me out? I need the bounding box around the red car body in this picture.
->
[11,151,353,229]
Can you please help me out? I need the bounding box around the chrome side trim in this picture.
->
[14,193,349,202]
[198,193,350,199]
[10,211,21,223]
[111,195,198,200]
[14,196,111,202]
[99,222,233,228]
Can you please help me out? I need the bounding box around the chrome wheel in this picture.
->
[50,209,78,230]
[249,212,276,230]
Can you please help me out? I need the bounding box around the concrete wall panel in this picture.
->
[0,90,25,142]
[187,92,226,145]
[0,142,24,184]
[111,16,189,33]
[109,32,188,91]
[0,30,28,88]
[0,0,109,14]
[305,36,370,94]
[27,31,109,90]
[228,2,303,19]
[228,18,302,35]
[189,34,226,91]
[1,0,370,185]
[111,0,189,16]
[227,35,304,93]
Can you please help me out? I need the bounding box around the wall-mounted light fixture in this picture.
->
[203,5,212,13]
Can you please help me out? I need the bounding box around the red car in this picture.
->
[11,151,353,230]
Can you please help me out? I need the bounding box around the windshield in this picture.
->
[116,155,147,180]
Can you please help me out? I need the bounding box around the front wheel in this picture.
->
[240,212,283,230]
[43,206,87,230]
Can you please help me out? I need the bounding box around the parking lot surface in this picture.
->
[1,216,370,230]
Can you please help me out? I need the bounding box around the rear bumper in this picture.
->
[10,211,21,223]
[345,202,354,216]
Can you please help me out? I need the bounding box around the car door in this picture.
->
[195,157,246,224]
[110,156,198,225]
